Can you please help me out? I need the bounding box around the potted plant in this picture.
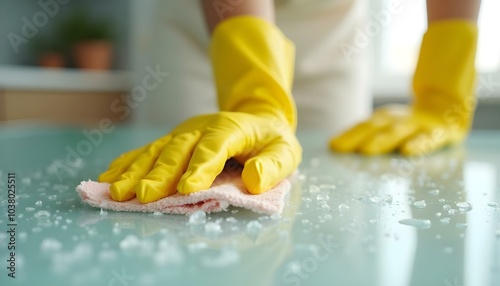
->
[59,11,114,70]
[30,36,66,69]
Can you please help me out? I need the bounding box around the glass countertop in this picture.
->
[0,125,499,286]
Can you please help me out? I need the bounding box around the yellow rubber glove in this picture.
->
[99,16,302,203]
[330,20,478,156]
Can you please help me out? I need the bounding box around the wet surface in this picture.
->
[0,125,499,286]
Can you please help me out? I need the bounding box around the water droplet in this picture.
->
[399,219,431,229]
[440,217,451,224]
[316,193,329,201]
[188,210,207,225]
[413,200,427,208]
[487,202,499,209]
[456,202,473,212]
[309,185,321,194]
[338,204,350,212]
[34,210,51,219]
[246,220,263,241]
[428,189,440,196]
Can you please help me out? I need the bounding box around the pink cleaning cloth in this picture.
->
[76,167,291,215]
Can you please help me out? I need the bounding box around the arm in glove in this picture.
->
[99,16,302,203]
[330,20,478,156]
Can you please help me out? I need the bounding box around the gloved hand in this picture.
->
[330,20,478,156]
[99,16,302,203]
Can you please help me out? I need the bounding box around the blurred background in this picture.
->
[0,0,499,128]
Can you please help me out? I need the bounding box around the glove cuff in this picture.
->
[210,16,297,129]
[412,20,478,127]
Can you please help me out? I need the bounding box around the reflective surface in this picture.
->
[0,125,499,286]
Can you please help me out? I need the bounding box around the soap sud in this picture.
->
[440,217,451,224]
[287,261,302,274]
[120,235,141,250]
[436,212,442,217]
[443,204,451,211]
[41,238,62,252]
[225,217,237,223]
[155,239,184,265]
[201,248,240,268]
[50,243,93,274]
[99,208,107,216]
[152,211,163,216]
[413,200,427,208]
[35,200,43,206]
[270,213,281,220]
[189,210,207,225]
[456,202,473,212]
[18,232,27,240]
[98,250,117,262]
[398,219,431,229]
[455,223,468,230]
[448,209,457,216]
[258,216,270,222]
[338,204,350,212]
[25,207,35,212]
[187,241,208,253]
[246,220,263,241]
[204,222,222,236]
[48,195,57,200]
[438,198,446,203]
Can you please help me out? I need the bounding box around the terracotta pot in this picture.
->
[39,52,65,69]
[73,40,113,70]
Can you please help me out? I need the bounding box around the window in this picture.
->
[372,0,500,98]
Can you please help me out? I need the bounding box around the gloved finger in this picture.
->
[359,122,418,155]
[242,137,302,194]
[136,131,201,203]
[330,119,390,153]
[400,128,450,156]
[177,130,246,194]
[109,136,171,201]
[98,145,149,183]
